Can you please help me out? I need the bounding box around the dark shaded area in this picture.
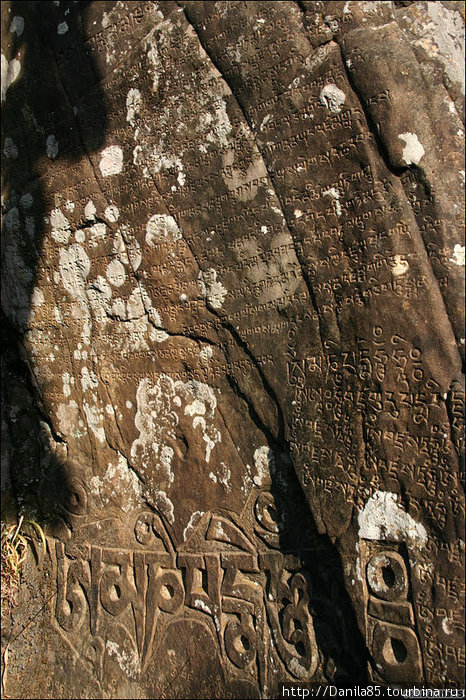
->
[2,0,108,529]
[264,434,369,686]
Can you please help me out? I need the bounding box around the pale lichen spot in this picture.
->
[50,207,71,244]
[199,346,213,363]
[253,446,274,487]
[126,88,141,127]
[59,244,90,299]
[83,400,106,443]
[1,54,21,102]
[31,288,45,307]
[391,255,410,276]
[319,84,346,113]
[198,268,227,309]
[62,371,71,398]
[10,16,25,36]
[56,400,81,438]
[46,134,59,159]
[99,145,124,177]
[358,491,427,546]
[105,640,139,679]
[450,243,465,266]
[84,199,96,221]
[323,187,342,216]
[57,21,68,35]
[3,137,18,159]
[399,132,425,165]
[88,222,107,247]
[146,214,182,245]
[81,366,98,393]
[442,617,453,635]
[104,205,120,222]
[153,491,175,524]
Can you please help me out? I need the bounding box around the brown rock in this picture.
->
[1,1,464,696]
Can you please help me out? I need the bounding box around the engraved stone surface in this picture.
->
[1,1,464,697]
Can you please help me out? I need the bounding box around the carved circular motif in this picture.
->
[134,512,154,545]
[366,551,408,601]
[254,492,279,533]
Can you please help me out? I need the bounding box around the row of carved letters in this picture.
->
[53,542,317,678]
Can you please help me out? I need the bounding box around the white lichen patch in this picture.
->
[50,207,71,243]
[199,346,213,364]
[46,134,59,159]
[126,88,141,127]
[253,446,275,487]
[59,244,90,299]
[146,214,182,246]
[99,145,123,177]
[398,132,425,165]
[81,366,98,393]
[153,490,175,524]
[442,617,453,635]
[87,222,106,248]
[404,2,465,96]
[106,640,139,679]
[183,511,205,541]
[104,205,119,222]
[198,269,227,309]
[62,371,72,398]
[90,454,142,514]
[3,137,18,159]
[106,259,127,287]
[56,400,81,438]
[31,288,45,307]
[391,255,410,276]
[84,199,96,221]
[83,400,106,443]
[319,84,346,112]
[131,375,222,507]
[217,461,231,489]
[113,226,142,271]
[358,491,427,546]
[323,187,342,216]
[10,16,25,36]
[450,243,465,266]
[196,96,232,149]
[146,31,163,93]
[57,21,68,35]
[1,54,21,102]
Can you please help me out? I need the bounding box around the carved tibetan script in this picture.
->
[1,1,464,697]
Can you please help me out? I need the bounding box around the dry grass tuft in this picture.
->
[1,516,46,621]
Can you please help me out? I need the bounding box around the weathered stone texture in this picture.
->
[1,1,464,697]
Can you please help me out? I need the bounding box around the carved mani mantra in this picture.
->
[49,511,319,689]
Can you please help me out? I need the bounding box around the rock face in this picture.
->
[1,1,464,697]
